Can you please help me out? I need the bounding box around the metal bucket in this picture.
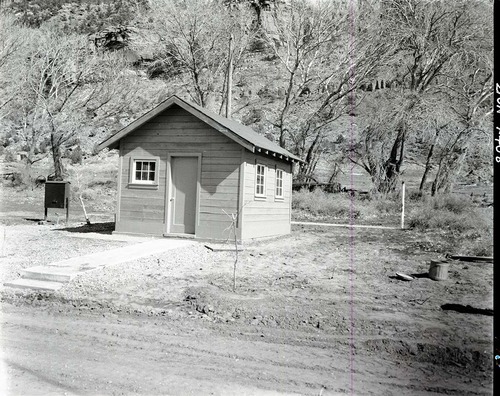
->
[429,260,449,281]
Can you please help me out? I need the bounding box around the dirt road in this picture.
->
[1,302,490,396]
[1,304,366,395]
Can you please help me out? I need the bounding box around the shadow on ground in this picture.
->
[410,272,431,279]
[441,304,494,316]
[55,222,115,235]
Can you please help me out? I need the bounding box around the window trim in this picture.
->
[129,157,160,189]
[255,163,266,198]
[275,168,284,199]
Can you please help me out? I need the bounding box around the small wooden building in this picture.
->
[98,95,303,240]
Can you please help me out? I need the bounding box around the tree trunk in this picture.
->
[382,99,416,193]
[298,131,322,182]
[279,128,286,148]
[51,133,64,181]
[419,129,440,193]
[328,163,341,184]
[431,157,444,197]
[383,128,404,192]
[443,146,469,194]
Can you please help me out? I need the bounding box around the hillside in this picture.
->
[0,0,493,192]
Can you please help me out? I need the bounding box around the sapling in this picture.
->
[222,209,239,293]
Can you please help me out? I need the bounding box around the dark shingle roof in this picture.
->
[98,95,304,163]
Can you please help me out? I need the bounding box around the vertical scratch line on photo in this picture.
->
[348,0,356,394]
[0,226,5,257]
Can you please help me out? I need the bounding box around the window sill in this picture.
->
[254,195,267,201]
[127,183,159,190]
[274,197,285,202]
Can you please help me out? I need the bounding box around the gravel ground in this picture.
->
[0,221,493,395]
[0,223,127,284]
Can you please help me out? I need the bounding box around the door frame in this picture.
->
[165,153,201,235]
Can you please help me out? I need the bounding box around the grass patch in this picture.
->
[67,151,118,212]
[292,189,360,220]
[292,189,406,224]
[407,194,492,256]
[407,195,487,234]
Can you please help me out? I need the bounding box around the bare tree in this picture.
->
[263,0,385,182]
[5,28,138,180]
[146,0,253,110]
[0,14,27,117]
[352,0,492,193]
[429,51,492,195]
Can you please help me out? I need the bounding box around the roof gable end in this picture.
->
[98,95,303,163]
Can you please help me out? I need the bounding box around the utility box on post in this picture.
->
[44,181,70,223]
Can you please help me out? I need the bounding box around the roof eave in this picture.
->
[254,146,305,163]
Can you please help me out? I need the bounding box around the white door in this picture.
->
[169,156,198,234]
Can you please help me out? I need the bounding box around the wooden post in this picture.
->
[65,197,69,224]
[401,181,405,229]
[226,34,233,118]
[80,195,91,225]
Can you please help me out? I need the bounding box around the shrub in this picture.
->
[9,166,35,189]
[431,194,471,214]
[407,189,427,202]
[408,194,488,234]
[39,140,48,154]
[373,196,401,214]
[10,172,25,187]
[292,189,360,219]
[4,149,15,162]
[466,238,493,256]
[87,179,116,189]
[69,146,83,165]
[81,188,98,201]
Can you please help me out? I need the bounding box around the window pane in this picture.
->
[276,170,283,197]
[255,164,266,196]
[133,160,158,183]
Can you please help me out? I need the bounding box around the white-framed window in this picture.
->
[130,158,159,185]
[255,164,266,197]
[275,168,284,198]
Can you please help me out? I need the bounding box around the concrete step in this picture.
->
[4,278,66,291]
[20,266,78,282]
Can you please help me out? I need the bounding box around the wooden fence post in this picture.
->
[401,181,406,229]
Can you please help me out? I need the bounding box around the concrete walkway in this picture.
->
[4,238,196,291]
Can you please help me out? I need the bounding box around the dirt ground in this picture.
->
[0,207,494,395]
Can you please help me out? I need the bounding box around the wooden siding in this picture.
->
[241,152,293,239]
[116,104,242,239]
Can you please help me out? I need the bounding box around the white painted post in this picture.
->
[401,181,406,229]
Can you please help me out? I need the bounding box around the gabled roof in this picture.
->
[98,95,304,163]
